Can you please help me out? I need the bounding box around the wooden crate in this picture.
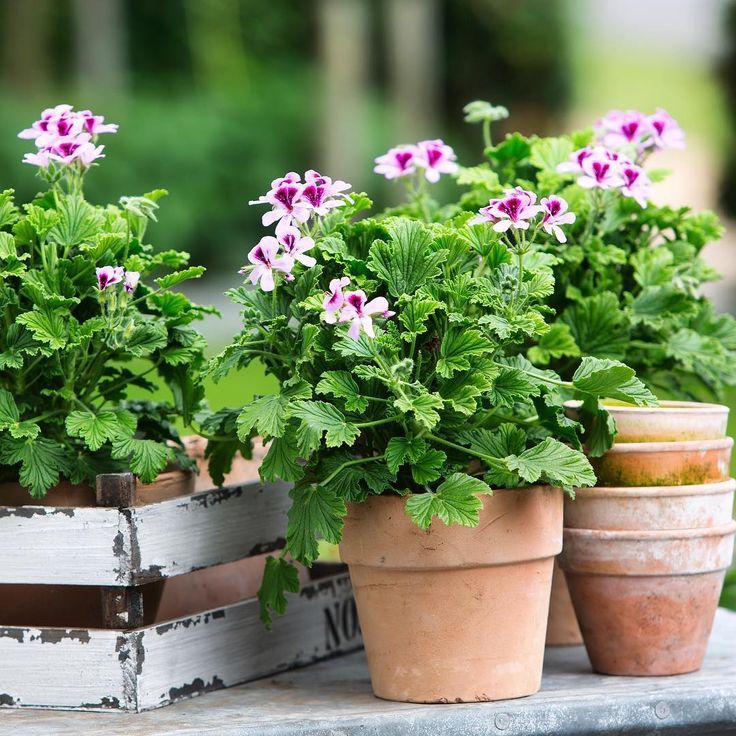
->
[0,473,361,712]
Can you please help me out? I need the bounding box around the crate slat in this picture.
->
[0,572,361,712]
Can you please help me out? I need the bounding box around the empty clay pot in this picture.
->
[340,487,562,703]
[565,479,736,531]
[590,438,733,487]
[545,559,583,646]
[560,522,736,676]
[565,400,729,443]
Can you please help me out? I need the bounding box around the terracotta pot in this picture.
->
[565,400,729,443]
[560,522,736,676]
[340,487,562,703]
[565,479,736,531]
[590,438,732,487]
[545,560,583,646]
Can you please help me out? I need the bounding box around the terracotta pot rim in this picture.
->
[602,437,733,454]
[563,399,729,415]
[572,478,735,499]
[564,520,736,542]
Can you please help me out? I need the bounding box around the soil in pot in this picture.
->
[339,487,562,703]
[589,438,733,487]
[560,522,736,676]
[546,559,583,646]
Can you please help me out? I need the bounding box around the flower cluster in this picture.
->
[470,187,576,243]
[19,104,117,169]
[96,266,140,293]
[557,146,651,208]
[244,170,348,292]
[594,108,685,157]
[322,277,395,340]
[374,139,458,182]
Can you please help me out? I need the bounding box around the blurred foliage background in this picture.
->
[1,0,735,603]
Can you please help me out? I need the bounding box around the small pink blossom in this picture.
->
[595,110,649,150]
[76,110,119,137]
[48,134,105,167]
[540,196,576,243]
[338,290,395,340]
[619,163,651,208]
[646,108,685,150]
[322,277,350,324]
[249,172,311,227]
[96,266,124,290]
[275,220,316,268]
[244,237,294,292]
[577,148,625,190]
[414,139,459,183]
[374,145,418,179]
[22,150,53,169]
[18,104,75,141]
[476,187,542,232]
[556,147,594,174]
[299,170,351,217]
[124,271,140,293]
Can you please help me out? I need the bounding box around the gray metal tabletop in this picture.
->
[2,608,735,736]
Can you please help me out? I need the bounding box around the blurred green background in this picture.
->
[2,0,736,601]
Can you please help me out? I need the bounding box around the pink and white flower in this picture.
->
[22,149,54,169]
[338,290,395,340]
[322,277,350,324]
[274,220,317,268]
[249,172,311,227]
[556,147,594,174]
[619,162,651,207]
[48,134,105,167]
[18,104,75,141]
[646,108,685,150]
[577,148,625,190]
[374,145,418,179]
[540,196,576,243]
[414,139,459,183]
[299,170,351,217]
[594,110,649,151]
[244,238,294,292]
[124,271,141,293]
[76,110,119,137]
[474,187,542,232]
[96,266,124,290]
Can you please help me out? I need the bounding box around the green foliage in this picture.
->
[0,173,207,497]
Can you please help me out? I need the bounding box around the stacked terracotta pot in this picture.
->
[560,401,736,675]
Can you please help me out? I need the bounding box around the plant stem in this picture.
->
[321,454,386,487]
[354,415,400,429]
[482,119,492,150]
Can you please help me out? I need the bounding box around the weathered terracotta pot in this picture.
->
[560,522,736,676]
[340,487,562,703]
[545,559,583,646]
[564,400,729,443]
[565,479,736,531]
[590,438,733,487]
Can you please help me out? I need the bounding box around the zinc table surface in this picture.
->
[2,608,735,736]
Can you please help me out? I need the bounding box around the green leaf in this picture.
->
[237,394,288,440]
[0,436,71,498]
[629,286,694,326]
[367,220,447,298]
[530,137,574,172]
[489,367,540,407]
[48,194,104,246]
[16,306,66,350]
[287,483,347,564]
[562,293,629,360]
[405,473,492,530]
[261,435,304,483]
[316,371,368,412]
[572,357,656,406]
[506,438,595,490]
[384,436,427,473]
[437,328,493,378]
[154,266,206,290]
[258,556,300,628]
[398,295,442,339]
[65,411,122,451]
[111,437,175,484]
[582,402,618,458]
[394,392,444,430]
[528,323,580,365]
[290,401,360,448]
[411,447,446,484]
[0,389,19,426]
[334,332,376,359]
[123,322,168,357]
[456,165,500,190]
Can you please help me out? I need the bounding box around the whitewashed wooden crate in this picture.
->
[0,473,361,712]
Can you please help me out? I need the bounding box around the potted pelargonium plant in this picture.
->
[456,104,735,673]
[0,104,209,505]
[209,136,655,701]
